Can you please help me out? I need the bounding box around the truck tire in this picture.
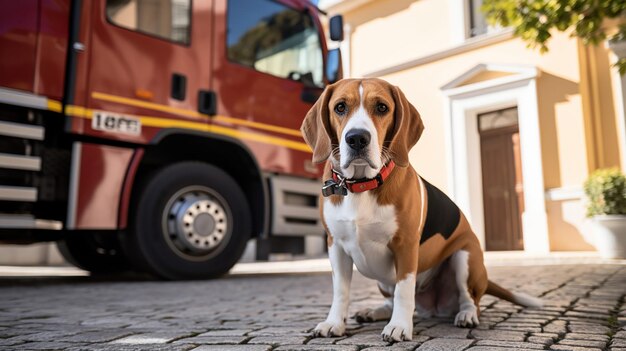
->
[57,233,130,274]
[123,161,251,280]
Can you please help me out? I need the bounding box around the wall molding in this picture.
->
[363,29,514,78]
[545,186,584,202]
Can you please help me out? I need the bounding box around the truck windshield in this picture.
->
[227,0,324,87]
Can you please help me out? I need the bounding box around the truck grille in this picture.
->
[0,110,42,207]
[0,104,67,230]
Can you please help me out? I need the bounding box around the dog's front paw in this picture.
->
[381,321,412,342]
[454,308,479,328]
[313,320,346,337]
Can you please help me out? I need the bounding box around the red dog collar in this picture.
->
[322,161,395,196]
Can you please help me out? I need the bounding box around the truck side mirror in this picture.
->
[329,15,344,41]
[326,48,343,84]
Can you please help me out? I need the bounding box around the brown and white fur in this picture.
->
[300,78,542,342]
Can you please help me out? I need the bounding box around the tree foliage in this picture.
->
[482,0,626,74]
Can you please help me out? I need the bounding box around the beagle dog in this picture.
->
[300,78,542,342]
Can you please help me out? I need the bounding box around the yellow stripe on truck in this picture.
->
[64,105,312,153]
[92,92,303,137]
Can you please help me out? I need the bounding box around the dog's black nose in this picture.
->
[345,129,371,151]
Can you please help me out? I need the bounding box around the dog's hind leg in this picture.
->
[451,249,486,328]
[354,283,394,322]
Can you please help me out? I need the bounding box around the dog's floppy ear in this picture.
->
[388,85,424,167]
[301,85,334,163]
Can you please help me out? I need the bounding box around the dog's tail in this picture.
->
[486,280,543,308]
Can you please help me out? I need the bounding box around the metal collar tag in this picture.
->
[322,179,348,197]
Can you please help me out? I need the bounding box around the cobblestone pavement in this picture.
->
[0,263,624,351]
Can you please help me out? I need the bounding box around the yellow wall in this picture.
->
[348,0,454,77]
[335,0,625,251]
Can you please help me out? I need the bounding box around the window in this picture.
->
[227,0,324,87]
[106,0,191,44]
[468,0,488,37]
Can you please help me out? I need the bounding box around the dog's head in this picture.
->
[301,78,424,179]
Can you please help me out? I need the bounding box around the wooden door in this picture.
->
[479,108,524,251]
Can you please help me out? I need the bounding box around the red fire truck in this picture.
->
[0,0,343,279]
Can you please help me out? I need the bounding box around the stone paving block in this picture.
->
[192,345,272,351]
[80,317,134,327]
[415,338,474,351]
[0,337,29,347]
[466,348,538,351]
[549,345,603,351]
[470,329,525,341]
[336,333,390,347]
[565,311,610,320]
[0,328,42,339]
[506,318,549,324]
[474,340,545,349]
[58,330,134,343]
[68,345,195,351]
[110,332,192,344]
[565,333,610,341]
[361,341,425,351]
[3,341,87,350]
[275,345,359,351]
[558,339,606,349]
[494,325,542,333]
[420,324,469,339]
[307,336,347,344]
[197,329,254,337]
[527,336,554,345]
[354,335,429,350]
[191,345,272,351]
[173,336,248,345]
[248,335,309,345]
[248,327,311,336]
[613,340,626,348]
[530,331,558,337]
[568,324,611,334]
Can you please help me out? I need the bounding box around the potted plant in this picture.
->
[583,168,626,258]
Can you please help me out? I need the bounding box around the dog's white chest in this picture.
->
[323,193,398,285]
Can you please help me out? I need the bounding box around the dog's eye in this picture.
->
[334,102,347,115]
[376,103,388,114]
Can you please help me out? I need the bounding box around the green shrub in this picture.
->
[584,168,626,217]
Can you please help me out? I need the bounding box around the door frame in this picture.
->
[441,64,550,253]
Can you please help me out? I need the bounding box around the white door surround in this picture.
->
[608,40,626,170]
[441,64,550,253]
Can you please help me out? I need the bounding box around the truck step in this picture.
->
[270,175,324,237]
[0,214,62,230]
[0,121,44,140]
[0,185,37,201]
[0,153,41,171]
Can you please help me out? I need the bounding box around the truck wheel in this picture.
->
[123,162,251,280]
[57,233,130,274]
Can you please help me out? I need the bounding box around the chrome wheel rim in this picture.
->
[162,186,232,261]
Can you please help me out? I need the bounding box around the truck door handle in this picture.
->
[198,90,217,115]
[171,73,186,100]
